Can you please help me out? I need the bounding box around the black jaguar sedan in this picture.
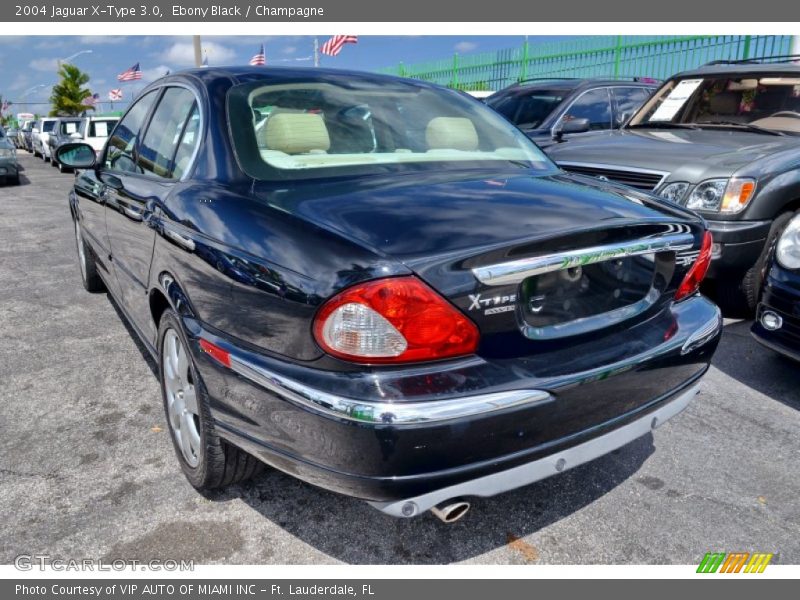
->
[57,67,721,522]
[752,210,800,361]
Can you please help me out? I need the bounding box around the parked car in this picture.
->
[486,77,658,148]
[547,57,800,314]
[56,67,721,522]
[6,126,20,148]
[84,116,119,156]
[48,117,87,172]
[751,210,800,361]
[32,117,57,159]
[19,120,35,152]
[0,126,20,185]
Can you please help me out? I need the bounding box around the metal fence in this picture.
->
[379,35,793,91]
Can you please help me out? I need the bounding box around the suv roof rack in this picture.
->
[704,54,800,66]
[514,75,660,86]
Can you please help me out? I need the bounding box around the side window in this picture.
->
[106,90,158,174]
[172,105,201,180]
[562,88,612,131]
[613,87,650,126]
[137,88,197,180]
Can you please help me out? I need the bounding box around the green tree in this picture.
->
[49,63,94,116]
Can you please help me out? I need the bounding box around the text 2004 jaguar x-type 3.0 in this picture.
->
[57,67,721,522]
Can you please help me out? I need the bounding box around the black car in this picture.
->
[48,117,87,172]
[486,77,658,148]
[752,210,800,361]
[547,56,800,314]
[56,67,721,522]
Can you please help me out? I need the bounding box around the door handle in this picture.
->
[122,206,143,222]
[164,227,196,252]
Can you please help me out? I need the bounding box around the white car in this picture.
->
[84,117,119,155]
[32,118,57,160]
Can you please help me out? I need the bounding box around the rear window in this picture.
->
[88,120,118,138]
[228,78,555,182]
[42,121,56,133]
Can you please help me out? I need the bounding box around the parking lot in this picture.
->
[0,151,799,565]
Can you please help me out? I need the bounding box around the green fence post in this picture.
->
[399,62,405,77]
[742,35,752,59]
[520,38,529,82]
[613,35,623,77]
[453,53,460,89]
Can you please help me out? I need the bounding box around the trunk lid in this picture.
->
[259,169,705,358]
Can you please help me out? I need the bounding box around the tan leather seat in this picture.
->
[425,117,479,151]
[261,113,331,154]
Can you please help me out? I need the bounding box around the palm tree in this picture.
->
[49,63,94,116]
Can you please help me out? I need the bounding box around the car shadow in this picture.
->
[105,293,158,378]
[712,319,800,412]
[206,434,654,564]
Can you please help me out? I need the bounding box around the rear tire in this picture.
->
[74,219,105,293]
[157,309,265,490]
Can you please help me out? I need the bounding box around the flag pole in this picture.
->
[314,37,320,67]
[193,35,203,68]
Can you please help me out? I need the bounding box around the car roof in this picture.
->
[677,60,800,78]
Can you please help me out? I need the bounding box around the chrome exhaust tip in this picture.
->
[430,499,471,523]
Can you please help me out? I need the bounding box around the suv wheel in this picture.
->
[157,310,265,490]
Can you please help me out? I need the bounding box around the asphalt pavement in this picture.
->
[1,152,798,565]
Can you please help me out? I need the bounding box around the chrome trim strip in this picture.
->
[681,306,723,355]
[228,356,552,425]
[472,232,695,286]
[369,384,700,517]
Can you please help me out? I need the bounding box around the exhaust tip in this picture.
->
[430,499,471,523]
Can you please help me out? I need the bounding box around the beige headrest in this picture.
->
[425,117,479,151]
[263,113,330,154]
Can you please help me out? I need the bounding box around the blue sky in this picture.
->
[0,35,563,113]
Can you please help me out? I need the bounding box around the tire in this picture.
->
[73,219,105,292]
[58,161,66,173]
[51,158,59,168]
[158,309,264,490]
[716,210,795,317]
[9,174,20,186]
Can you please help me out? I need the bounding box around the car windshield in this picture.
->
[486,89,566,129]
[630,74,800,134]
[228,78,555,181]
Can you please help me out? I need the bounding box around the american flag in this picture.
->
[249,44,266,66]
[117,62,142,82]
[109,89,123,101]
[82,93,100,107]
[320,35,358,57]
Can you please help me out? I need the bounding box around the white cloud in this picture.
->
[79,36,126,45]
[282,46,297,55]
[454,41,478,53]
[162,41,235,67]
[29,57,59,72]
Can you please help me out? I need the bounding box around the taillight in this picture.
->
[675,231,713,301]
[313,276,480,364]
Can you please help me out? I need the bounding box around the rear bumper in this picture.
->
[705,219,771,277]
[371,383,699,517]
[186,295,721,506]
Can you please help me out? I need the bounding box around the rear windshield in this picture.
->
[486,89,566,129]
[88,120,118,138]
[631,74,800,134]
[227,78,556,181]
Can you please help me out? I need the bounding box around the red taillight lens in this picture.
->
[313,276,480,364]
[199,338,231,368]
[675,231,713,301]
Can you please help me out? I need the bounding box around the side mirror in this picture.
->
[552,117,591,141]
[55,142,96,169]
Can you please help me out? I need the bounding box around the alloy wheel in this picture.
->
[162,329,201,467]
